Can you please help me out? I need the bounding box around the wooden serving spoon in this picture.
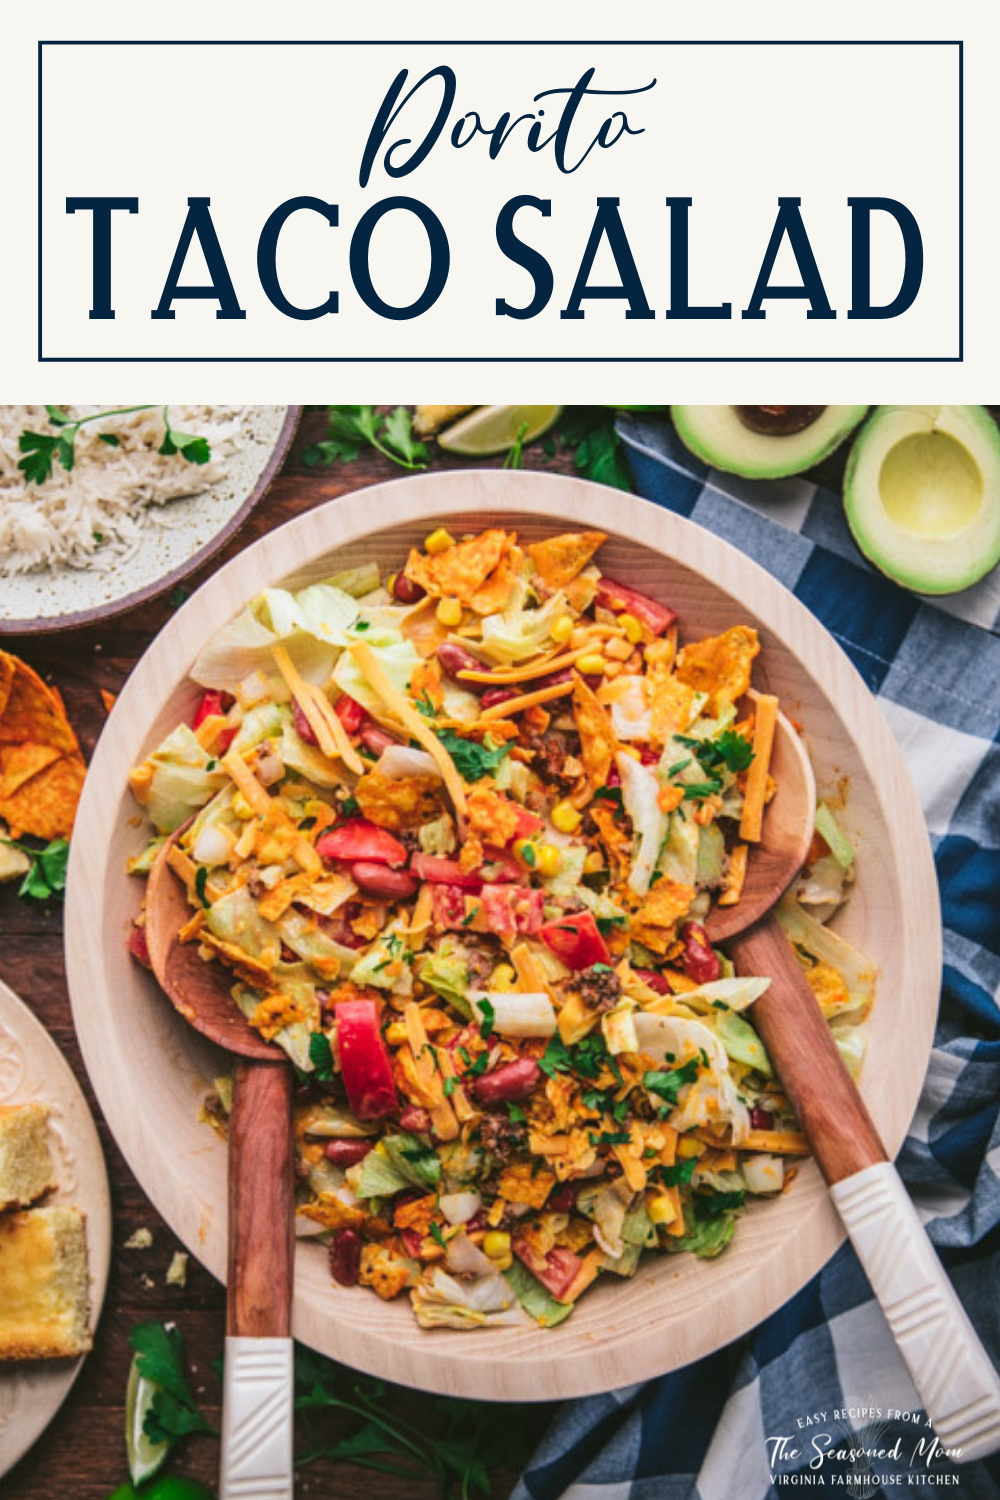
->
[146,831,295,1500]
[705,707,1000,1462]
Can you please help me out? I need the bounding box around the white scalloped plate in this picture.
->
[0,977,112,1479]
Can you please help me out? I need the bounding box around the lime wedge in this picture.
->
[437,405,563,456]
[125,1352,170,1486]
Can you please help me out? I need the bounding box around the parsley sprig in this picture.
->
[1,836,69,901]
[435,729,509,783]
[128,1321,217,1448]
[303,406,430,472]
[18,406,211,486]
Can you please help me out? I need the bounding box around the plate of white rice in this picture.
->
[0,405,300,633]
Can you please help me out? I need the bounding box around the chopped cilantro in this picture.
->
[461,905,480,927]
[667,757,692,777]
[682,780,723,801]
[464,1051,490,1079]
[656,1157,698,1187]
[539,1035,572,1078]
[506,1102,526,1124]
[699,1189,745,1215]
[339,795,359,818]
[194,866,210,909]
[429,1222,447,1249]
[477,997,495,1041]
[443,1075,457,1098]
[588,1130,632,1147]
[436,728,509,782]
[643,1058,701,1105]
[309,1032,335,1081]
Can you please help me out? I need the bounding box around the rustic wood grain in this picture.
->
[227,1063,295,1340]
[1,410,563,1500]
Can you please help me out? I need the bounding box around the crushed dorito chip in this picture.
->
[404,528,511,603]
[356,768,444,830]
[527,531,606,590]
[630,878,697,954]
[572,676,617,805]
[675,626,760,714]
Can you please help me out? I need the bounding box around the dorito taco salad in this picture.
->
[126,524,874,1331]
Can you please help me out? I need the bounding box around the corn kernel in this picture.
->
[536,844,563,878]
[647,1193,677,1226]
[513,837,539,869]
[677,1137,706,1159]
[436,595,463,626]
[550,614,574,645]
[576,653,608,676]
[619,612,643,643]
[491,964,518,992]
[551,799,582,834]
[583,850,604,874]
[424,527,455,554]
[483,1231,511,1259]
[618,744,641,761]
[491,1251,514,1271]
[232,792,254,820]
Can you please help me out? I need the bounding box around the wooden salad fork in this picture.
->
[706,703,1000,1462]
[147,829,295,1500]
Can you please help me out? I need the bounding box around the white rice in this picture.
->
[0,405,243,575]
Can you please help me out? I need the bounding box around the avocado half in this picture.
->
[844,406,1000,595]
[671,405,869,479]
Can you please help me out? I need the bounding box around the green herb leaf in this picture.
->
[194,866,210,909]
[435,728,509,782]
[309,1031,335,1081]
[643,1058,701,1105]
[716,730,755,773]
[304,406,429,472]
[655,1156,698,1187]
[128,1321,216,1447]
[477,997,495,1041]
[5,837,70,902]
[557,408,634,491]
[380,406,430,470]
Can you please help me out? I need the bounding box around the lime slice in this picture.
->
[111,1480,216,1500]
[125,1352,170,1486]
[437,405,563,456]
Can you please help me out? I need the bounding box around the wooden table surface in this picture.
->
[0,408,574,1500]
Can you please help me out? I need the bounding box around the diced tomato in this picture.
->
[595,577,677,636]
[639,748,660,766]
[512,1240,584,1302]
[510,805,544,840]
[538,909,611,970]
[479,884,545,940]
[127,924,151,969]
[317,818,408,868]
[633,967,671,996]
[398,1227,425,1257]
[679,922,721,984]
[411,855,484,892]
[334,694,367,735]
[431,884,472,930]
[192,689,236,750]
[479,844,525,883]
[335,999,399,1119]
[311,902,367,950]
[750,1105,774,1131]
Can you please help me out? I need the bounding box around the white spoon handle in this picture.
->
[220,1335,295,1500]
[832,1162,1000,1462]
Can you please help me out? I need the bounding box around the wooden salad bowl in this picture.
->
[65,470,941,1403]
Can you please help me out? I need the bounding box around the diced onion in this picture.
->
[439,1192,482,1226]
[445,1230,495,1275]
[237,670,272,708]
[252,745,285,787]
[473,991,557,1039]
[191,824,235,867]
[743,1154,785,1195]
[377,744,442,780]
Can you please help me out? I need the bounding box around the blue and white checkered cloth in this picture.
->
[515,415,1000,1500]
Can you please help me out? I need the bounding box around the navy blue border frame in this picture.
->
[38,39,964,363]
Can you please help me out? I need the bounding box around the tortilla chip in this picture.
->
[572,678,617,806]
[355,768,444,831]
[468,545,521,615]
[466,786,522,846]
[0,657,14,722]
[527,531,606,590]
[590,801,632,881]
[0,656,78,754]
[675,627,760,713]
[649,674,695,748]
[403,528,511,603]
[0,751,85,841]
[100,689,117,714]
[630,878,696,954]
[0,742,63,799]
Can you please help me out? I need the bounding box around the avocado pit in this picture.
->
[735,406,827,437]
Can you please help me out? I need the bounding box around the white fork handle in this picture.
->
[831,1162,1000,1462]
[220,1335,295,1500]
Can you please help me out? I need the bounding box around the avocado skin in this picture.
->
[671,406,869,480]
[843,405,1000,596]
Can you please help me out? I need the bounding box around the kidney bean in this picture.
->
[128,924,151,969]
[480,686,520,710]
[680,921,721,984]
[474,1057,541,1106]
[399,1103,432,1134]
[392,572,425,604]
[436,641,486,685]
[329,1228,362,1287]
[547,1182,579,1214]
[334,694,367,735]
[466,1209,488,1232]
[349,861,418,899]
[540,668,576,689]
[633,967,671,996]
[313,902,367,949]
[293,699,319,745]
[750,1105,774,1131]
[359,722,400,756]
[324,1138,374,1167]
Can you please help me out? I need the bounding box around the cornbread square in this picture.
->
[0,1102,55,1212]
[0,1206,91,1360]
